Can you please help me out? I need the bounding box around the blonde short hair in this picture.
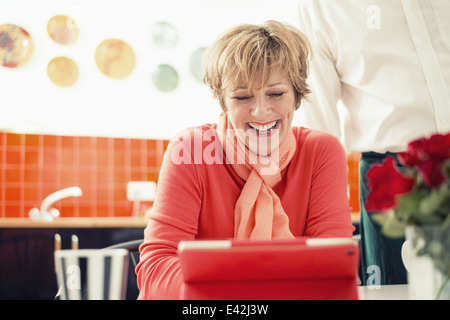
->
[202,20,311,111]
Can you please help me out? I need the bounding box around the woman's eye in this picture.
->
[270,92,285,98]
[234,96,251,101]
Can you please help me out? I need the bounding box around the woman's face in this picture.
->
[223,69,296,156]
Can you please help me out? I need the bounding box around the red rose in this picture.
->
[365,157,415,212]
[398,133,450,187]
[398,138,426,167]
[418,158,446,187]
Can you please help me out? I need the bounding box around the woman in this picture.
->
[136,20,354,299]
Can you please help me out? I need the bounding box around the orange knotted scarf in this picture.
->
[217,113,296,240]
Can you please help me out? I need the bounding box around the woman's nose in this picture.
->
[251,97,270,117]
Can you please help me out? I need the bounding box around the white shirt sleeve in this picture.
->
[296,0,343,140]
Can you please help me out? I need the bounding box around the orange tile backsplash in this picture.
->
[0,131,169,218]
[0,131,360,219]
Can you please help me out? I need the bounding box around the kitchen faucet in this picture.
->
[29,186,83,221]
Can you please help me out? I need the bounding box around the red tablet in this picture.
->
[178,237,359,300]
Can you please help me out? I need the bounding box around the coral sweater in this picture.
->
[136,125,355,299]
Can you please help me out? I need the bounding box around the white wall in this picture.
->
[0,0,300,139]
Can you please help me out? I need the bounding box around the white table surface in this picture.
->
[358,284,410,300]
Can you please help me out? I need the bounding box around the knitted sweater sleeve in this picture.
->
[136,130,202,300]
[302,131,354,237]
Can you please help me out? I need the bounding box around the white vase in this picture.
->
[402,225,450,300]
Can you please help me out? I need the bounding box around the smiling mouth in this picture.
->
[247,120,279,133]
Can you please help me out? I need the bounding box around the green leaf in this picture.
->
[442,214,450,232]
[376,210,406,238]
[419,184,449,215]
[371,213,388,226]
[396,192,426,221]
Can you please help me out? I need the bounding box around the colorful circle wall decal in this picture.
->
[95,38,135,79]
[189,47,207,82]
[151,21,179,49]
[47,15,79,45]
[47,56,79,87]
[152,64,179,92]
[0,24,34,68]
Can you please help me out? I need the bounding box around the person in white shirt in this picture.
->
[296,0,450,285]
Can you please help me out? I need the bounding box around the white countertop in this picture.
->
[358,284,410,300]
